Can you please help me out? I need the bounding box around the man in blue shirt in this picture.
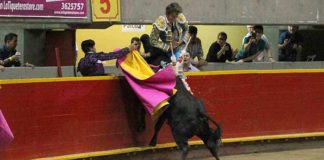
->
[236,25,266,62]
[278,25,303,61]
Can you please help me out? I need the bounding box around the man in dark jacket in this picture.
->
[0,33,34,68]
[206,32,234,62]
[0,33,21,67]
[278,25,303,61]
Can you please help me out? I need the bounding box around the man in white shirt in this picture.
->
[183,51,199,72]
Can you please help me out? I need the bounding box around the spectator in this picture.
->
[77,39,136,76]
[175,51,198,95]
[242,25,274,62]
[0,33,34,68]
[183,51,199,72]
[236,25,266,62]
[140,34,151,59]
[206,32,235,62]
[0,33,21,67]
[0,33,20,67]
[131,37,141,52]
[187,26,206,67]
[278,25,303,61]
[241,25,255,45]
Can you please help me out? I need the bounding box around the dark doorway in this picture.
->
[45,30,76,66]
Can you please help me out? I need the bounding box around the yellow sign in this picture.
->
[91,0,121,22]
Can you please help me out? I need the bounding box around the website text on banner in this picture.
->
[0,0,87,18]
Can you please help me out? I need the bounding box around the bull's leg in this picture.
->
[149,113,167,146]
[202,138,220,160]
[179,141,189,160]
[209,146,220,160]
[197,134,220,160]
[175,138,189,160]
[172,131,189,160]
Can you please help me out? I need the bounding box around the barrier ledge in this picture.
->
[1,69,324,85]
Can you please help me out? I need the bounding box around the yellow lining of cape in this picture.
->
[119,50,155,80]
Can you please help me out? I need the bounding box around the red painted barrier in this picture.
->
[0,71,324,159]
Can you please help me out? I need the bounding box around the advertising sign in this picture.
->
[0,0,87,18]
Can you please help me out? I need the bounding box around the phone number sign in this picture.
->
[0,0,87,18]
[92,0,120,22]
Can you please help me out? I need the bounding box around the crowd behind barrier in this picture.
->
[1,62,324,80]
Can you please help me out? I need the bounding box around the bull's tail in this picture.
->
[202,112,222,140]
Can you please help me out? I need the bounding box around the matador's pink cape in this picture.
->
[0,109,14,149]
[117,50,176,120]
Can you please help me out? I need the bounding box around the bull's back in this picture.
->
[168,93,206,134]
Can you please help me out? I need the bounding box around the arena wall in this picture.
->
[1,70,324,159]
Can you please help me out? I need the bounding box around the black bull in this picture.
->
[149,77,222,160]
